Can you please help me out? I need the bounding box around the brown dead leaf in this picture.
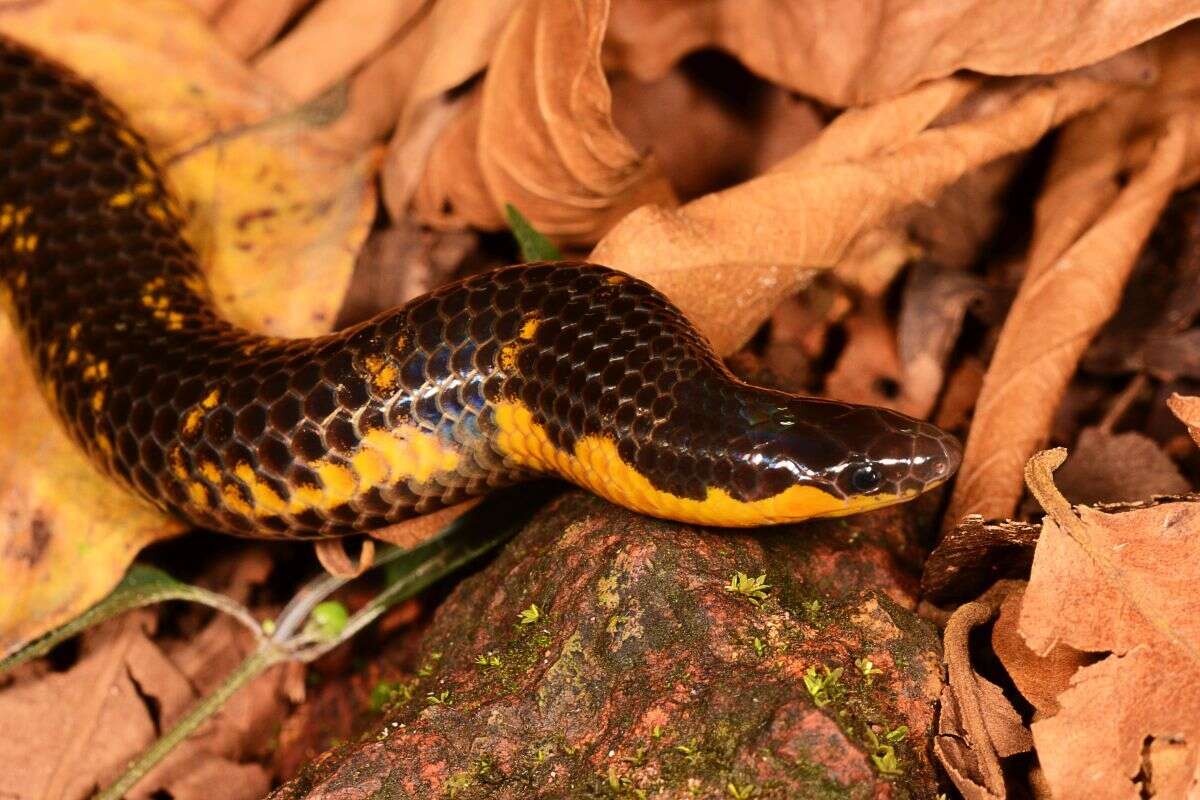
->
[209,0,310,58]
[824,299,910,413]
[1054,427,1191,505]
[605,0,1197,107]
[1168,393,1200,447]
[0,0,376,652]
[949,28,1200,526]
[474,0,677,243]
[1017,450,1200,798]
[591,63,1133,355]
[991,587,1090,717]
[252,0,425,103]
[0,609,291,800]
[935,580,1032,800]
[379,0,526,215]
[897,263,987,419]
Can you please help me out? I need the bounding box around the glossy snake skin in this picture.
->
[0,36,962,539]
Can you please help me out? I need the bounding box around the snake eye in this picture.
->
[849,463,882,493]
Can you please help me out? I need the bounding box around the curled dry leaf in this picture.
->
[252,0,425,103]
[948,28,1200,525]
[1167,392,1200,446]
[896,263,987,419]
[935,580,1032,800]
[379,0,528,216]
[1018,450,1200,799]
[605,0,1197,106]
[414,0,677,244]
[1053,427,1191,505]
[991,587,1090,718]
[209,0,311,59]
[592,63,1131,355]
[0,0,376,652]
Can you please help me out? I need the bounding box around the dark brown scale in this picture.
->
[0,36,962,538]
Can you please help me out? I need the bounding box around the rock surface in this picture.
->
[274,492,944,799]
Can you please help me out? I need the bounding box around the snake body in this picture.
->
[0,37,961,539]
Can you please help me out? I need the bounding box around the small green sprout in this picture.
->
[651,724,664,739]
[306,600,349,640]
[674,739,702,765]
[865,726,905,776]
[424,690,451,706]
[855,656,883,685]
[802,599,822,614]
[752,637,767,657]
[724,572,771,605]
[474,652,502,667]
[607,765,630,790]
[622,745,648,767]
[530,743,555,765]
[727,782,757,799]
[804,665,845,707]
[872,747,903,776]
[518,603,541,625]
[369,680,416,711]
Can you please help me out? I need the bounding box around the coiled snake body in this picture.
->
[0,37,961,539]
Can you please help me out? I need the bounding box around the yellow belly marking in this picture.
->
[206,426,462,520]
[492,401,910,526]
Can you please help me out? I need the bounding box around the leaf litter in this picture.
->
[4,0,1200,798]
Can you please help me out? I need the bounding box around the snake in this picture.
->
[0,35,962,539]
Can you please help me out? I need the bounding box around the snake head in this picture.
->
[734,396,962,520]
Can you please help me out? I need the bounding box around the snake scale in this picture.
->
[0,35,961,539]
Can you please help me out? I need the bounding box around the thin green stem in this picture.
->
[95,643,285,800]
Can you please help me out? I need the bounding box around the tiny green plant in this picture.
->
[674,739,703,765]
[855,656,883,685]
[474,652,502,667]
[424,690,452,706]
[752,636,767,657]
[530,743,555,765]
[864,726,905,776]
[727,782,757,799]
[803,665,845,707]
[724,572,771,605]
[802,598,822,614]
[518,603,541,625]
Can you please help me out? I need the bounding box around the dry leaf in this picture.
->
[0,610,291,800]
[210,0,311,58]
[897,263,987,419]
[252,0,424,103]
[473,0,676,243]
[992,587,1090,718]
[948,29,1200,525]
[1168,393,1200,446]
[605,0,1196,106]
[0,0,376,652]
[1054,427,1191,505]
[591,64,1132,355]
[1018,450,1200,799]
[935,580,1031,800]
[380,0,525,214]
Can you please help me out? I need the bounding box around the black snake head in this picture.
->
[730,395,963,520]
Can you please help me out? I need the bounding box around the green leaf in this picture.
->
[1,564,260,672]
[506,204,561,262]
